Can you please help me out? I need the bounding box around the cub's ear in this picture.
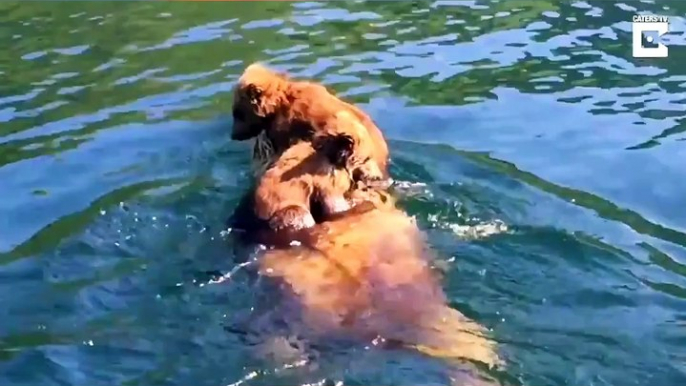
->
[245,84,263,108]
[314,134,355,168]
[230,84,268,141]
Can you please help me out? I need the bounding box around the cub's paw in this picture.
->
[347,186,396,209]
[359,176,394,190]
[269,205,316,231]
[351,165,393,188]
[321,195,351,216]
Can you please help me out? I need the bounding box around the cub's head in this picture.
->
[230,63,290,141]
[313,111,385,184]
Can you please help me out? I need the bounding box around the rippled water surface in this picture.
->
[2,1,686,385]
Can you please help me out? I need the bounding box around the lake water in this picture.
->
[1,1,686,385]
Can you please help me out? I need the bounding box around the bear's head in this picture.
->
[230,63,289,141]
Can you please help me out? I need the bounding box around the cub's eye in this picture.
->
[352,168,365,181]
[232,108,245,121]
[356,156,371,166]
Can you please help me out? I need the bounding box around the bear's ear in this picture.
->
[315,134,355,168]
[243,83,279,119]
[246,84,263,107]
[230,87,266,141]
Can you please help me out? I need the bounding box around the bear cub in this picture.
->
[253,110,384,232]
[230,62,390,183]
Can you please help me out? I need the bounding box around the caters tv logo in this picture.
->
[632,15,670,58]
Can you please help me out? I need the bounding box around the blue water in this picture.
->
[1,1,686,385]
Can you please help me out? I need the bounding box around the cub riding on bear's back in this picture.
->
[226,63,504,385]
[228,63,392,234]
[230,62,390,184]
[253,110,384,232]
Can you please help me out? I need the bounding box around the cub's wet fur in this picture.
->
[252,111,384,232]
[230,62,389,182]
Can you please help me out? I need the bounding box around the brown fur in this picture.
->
[230,63,390,181]
[232,67,502,380]
[257,192,502,369]
[254,110,384,231]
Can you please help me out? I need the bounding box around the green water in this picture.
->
[1,1,685,385]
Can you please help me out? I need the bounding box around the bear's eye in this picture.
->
[232,107,245,121]
[351,156,364,165]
